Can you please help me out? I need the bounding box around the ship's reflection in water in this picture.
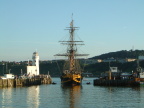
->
[61,85,82,108]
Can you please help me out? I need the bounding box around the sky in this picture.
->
[0,0,144,61]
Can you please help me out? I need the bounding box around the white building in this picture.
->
[138,56,144,61]
[110,67,118,72]
[27,52,39,76]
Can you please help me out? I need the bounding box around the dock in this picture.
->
[0,75,52,87]
[93,79,140,87]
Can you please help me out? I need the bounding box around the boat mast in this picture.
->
[55,15,89,73]
[69,19,75,72]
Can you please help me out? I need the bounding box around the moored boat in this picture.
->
[1,73,15,79]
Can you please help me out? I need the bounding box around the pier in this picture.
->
[93,79,140,86]
[0,75,52,87]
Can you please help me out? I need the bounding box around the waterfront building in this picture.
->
[27,52,39,76]
[138,56,144,61]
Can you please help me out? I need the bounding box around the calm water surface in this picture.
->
[0,78,144,108]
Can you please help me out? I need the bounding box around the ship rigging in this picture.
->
[55,17,89,86]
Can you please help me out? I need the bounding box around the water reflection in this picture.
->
[1,78,144,108]
[26,86,40,108]
[1,88,12,107]
[61,85,82,108]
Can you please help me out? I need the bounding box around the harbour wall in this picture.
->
[93,79,140,86]
[0,77,52,87]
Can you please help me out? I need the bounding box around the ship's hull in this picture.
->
[60,73,82,86]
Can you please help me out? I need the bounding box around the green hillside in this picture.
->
[91,50,144,59]
[1,50,144,77]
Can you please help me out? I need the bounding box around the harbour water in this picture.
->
[0,78,144,108]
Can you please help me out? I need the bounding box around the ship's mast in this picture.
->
[69,19,75,72]
[55,17,89,73]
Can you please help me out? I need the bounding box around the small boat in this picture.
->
[52,82,56,84]
[86,82,91,84]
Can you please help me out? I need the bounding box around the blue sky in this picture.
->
[0,0,144,61]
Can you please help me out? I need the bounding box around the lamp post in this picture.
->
[9,69,11,74]
[21,69,23,76]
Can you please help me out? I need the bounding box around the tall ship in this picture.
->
[55,17,88,86]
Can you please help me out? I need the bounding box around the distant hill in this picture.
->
[1,50,144,77]
[90,50,144,59]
